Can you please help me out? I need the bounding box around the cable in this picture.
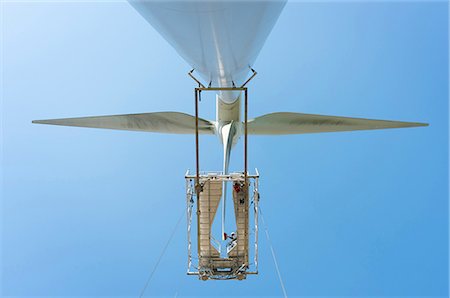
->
[259,207,288,298]
[139,209,185,297]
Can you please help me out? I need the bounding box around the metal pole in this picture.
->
[254,176,259,273]
[194,88,201,261]
[244,88,248,184]
[186,178,190,273]
[244,88,249,266]
[195,88,200,188]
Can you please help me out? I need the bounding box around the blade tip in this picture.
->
[32,120,48,124]
[414,122,429,127]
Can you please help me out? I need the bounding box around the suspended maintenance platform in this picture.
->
[185,69,259,280]
[185,171,259,280]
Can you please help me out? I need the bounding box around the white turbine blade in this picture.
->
[219,121,239,241]
[33,112,215,134]
[127,1,286,101]
[247,112,428,135]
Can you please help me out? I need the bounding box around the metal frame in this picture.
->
[194,86,249,188]
[185,171,260,279]
[187,69,258,280]
[190,68,255,205]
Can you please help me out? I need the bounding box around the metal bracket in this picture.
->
[240,67,257,88]
[188,67,257,89]
[188,69,206,88]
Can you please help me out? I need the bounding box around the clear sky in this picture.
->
[2,1,448,297]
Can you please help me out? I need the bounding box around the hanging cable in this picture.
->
[139,209,185,297]
[260,206,288,298]
[172,265,184,298]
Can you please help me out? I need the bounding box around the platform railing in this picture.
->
[185,170,260,280]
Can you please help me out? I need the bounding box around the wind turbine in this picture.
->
[33,1,427,280]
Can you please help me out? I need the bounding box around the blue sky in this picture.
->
[2,1,448,297]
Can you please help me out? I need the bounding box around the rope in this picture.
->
[260,207,288,298]
[139,210,184,297]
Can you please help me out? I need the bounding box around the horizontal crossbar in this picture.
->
[195,87,247,91]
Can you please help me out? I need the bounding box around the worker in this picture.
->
[233,182,241,193]
[224,232,237,241]
[230,232,238,251]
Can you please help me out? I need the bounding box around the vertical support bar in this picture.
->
[194,88,201,261]
[195,88,200,188]
[244,88,248,185]
[186,178,193,273]
[244,88,249,265]
[186,177,189,272]
[254,176,259,272]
